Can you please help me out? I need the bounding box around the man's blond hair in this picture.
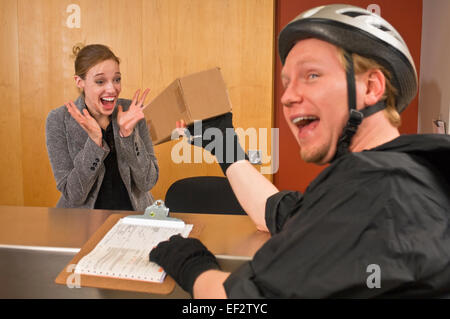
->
[338,49,401,127]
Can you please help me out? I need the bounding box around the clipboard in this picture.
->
[55,200,203,295]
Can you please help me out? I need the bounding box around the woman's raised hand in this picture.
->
[65,101,103,147]
[117,88,150,137]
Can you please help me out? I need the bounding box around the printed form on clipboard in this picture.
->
[75,200,193,283]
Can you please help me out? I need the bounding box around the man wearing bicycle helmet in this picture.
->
[149,4,450,298]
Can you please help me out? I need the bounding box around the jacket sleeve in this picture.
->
[45,108,109,206]
[223,262,266,298]
[116,118,159,193]
[265,190,303,235]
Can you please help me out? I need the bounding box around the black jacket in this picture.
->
[224,134,450,298]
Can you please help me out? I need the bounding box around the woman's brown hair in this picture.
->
[72,44,120,80]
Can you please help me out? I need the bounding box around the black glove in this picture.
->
[185,112,248,174]
[149,234,220,295]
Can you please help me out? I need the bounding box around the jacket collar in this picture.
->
[73,94,86,112]
[371,134,450,154]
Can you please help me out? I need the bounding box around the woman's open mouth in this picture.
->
[100,97,116,110]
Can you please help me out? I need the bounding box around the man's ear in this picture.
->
[363,69,386,106]
[74,75,84,90]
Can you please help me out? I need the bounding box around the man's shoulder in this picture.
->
[321,150,409,178]
[344,149,415,171]
[309,149,427,195]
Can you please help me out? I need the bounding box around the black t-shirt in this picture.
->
[94,122,133,211]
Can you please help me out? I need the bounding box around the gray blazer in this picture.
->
[45,95,159,211]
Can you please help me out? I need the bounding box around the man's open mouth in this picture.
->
[292,116,319,128]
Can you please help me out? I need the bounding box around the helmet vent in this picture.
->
[376,25,390,32]
[340,11,369,18]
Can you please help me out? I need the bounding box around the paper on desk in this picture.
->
[75,217,193,283]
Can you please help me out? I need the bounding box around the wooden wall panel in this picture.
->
[0,0,275,207]
[18,0,67,207]
[0,0,24,206]
[143,0,274,200]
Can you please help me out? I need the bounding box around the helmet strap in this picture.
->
[332,51,386,162]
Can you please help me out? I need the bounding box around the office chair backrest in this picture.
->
[165,176,245,215]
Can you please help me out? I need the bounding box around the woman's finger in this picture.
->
[138,88,150,107]
[132,89,141,106]
[82,108,93,119]
[67,101,79,112]
[65,101,76,114]
[78,122,90,132]
[66,102,84,122]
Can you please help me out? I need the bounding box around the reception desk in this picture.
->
[0,205,269,298]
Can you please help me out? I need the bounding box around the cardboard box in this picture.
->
[143,67,232,145]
